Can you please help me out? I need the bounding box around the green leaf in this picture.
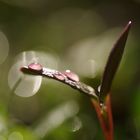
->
[100,21,132,101]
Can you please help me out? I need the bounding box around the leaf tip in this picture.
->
[128,20,132,25]
[124,20,132,32]
[99,20,132,101]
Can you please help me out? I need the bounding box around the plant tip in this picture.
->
[129,21,132,24]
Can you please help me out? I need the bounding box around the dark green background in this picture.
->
[0,0,139,139]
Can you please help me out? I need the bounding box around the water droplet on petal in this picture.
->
[28,63,43,72]
[64,70,79,82]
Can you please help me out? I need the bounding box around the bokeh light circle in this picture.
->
[0,136,6,140]
[8,131,23,140]
[0,31,9,64]
[8,51,59,97]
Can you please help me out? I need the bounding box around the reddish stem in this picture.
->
[91,94,113,140]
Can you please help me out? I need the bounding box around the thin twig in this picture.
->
[20,64,99,101]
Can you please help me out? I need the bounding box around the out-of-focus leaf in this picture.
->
[100,21,132,101]
[9,126,39,140]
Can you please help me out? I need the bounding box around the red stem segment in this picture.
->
[91,94,113,140]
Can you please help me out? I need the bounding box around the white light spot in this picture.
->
[14,75,42,97]
[65,70,71,73]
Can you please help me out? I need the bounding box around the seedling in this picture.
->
[20,21,131,140]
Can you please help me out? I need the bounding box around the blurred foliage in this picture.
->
[0,0,140,139]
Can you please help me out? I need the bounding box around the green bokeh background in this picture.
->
[0,0,140,139]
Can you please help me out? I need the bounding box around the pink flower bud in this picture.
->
[28,63,43,72]
[54,73,65,81]
[63,70,79,82]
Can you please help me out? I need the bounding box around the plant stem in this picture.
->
[91,94,113,140]
[20,65,98,101]
[21,64,113,140]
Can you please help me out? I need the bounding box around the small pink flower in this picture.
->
[28,63,43,72]
[54,73,65,81]
[63,70,79,82]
